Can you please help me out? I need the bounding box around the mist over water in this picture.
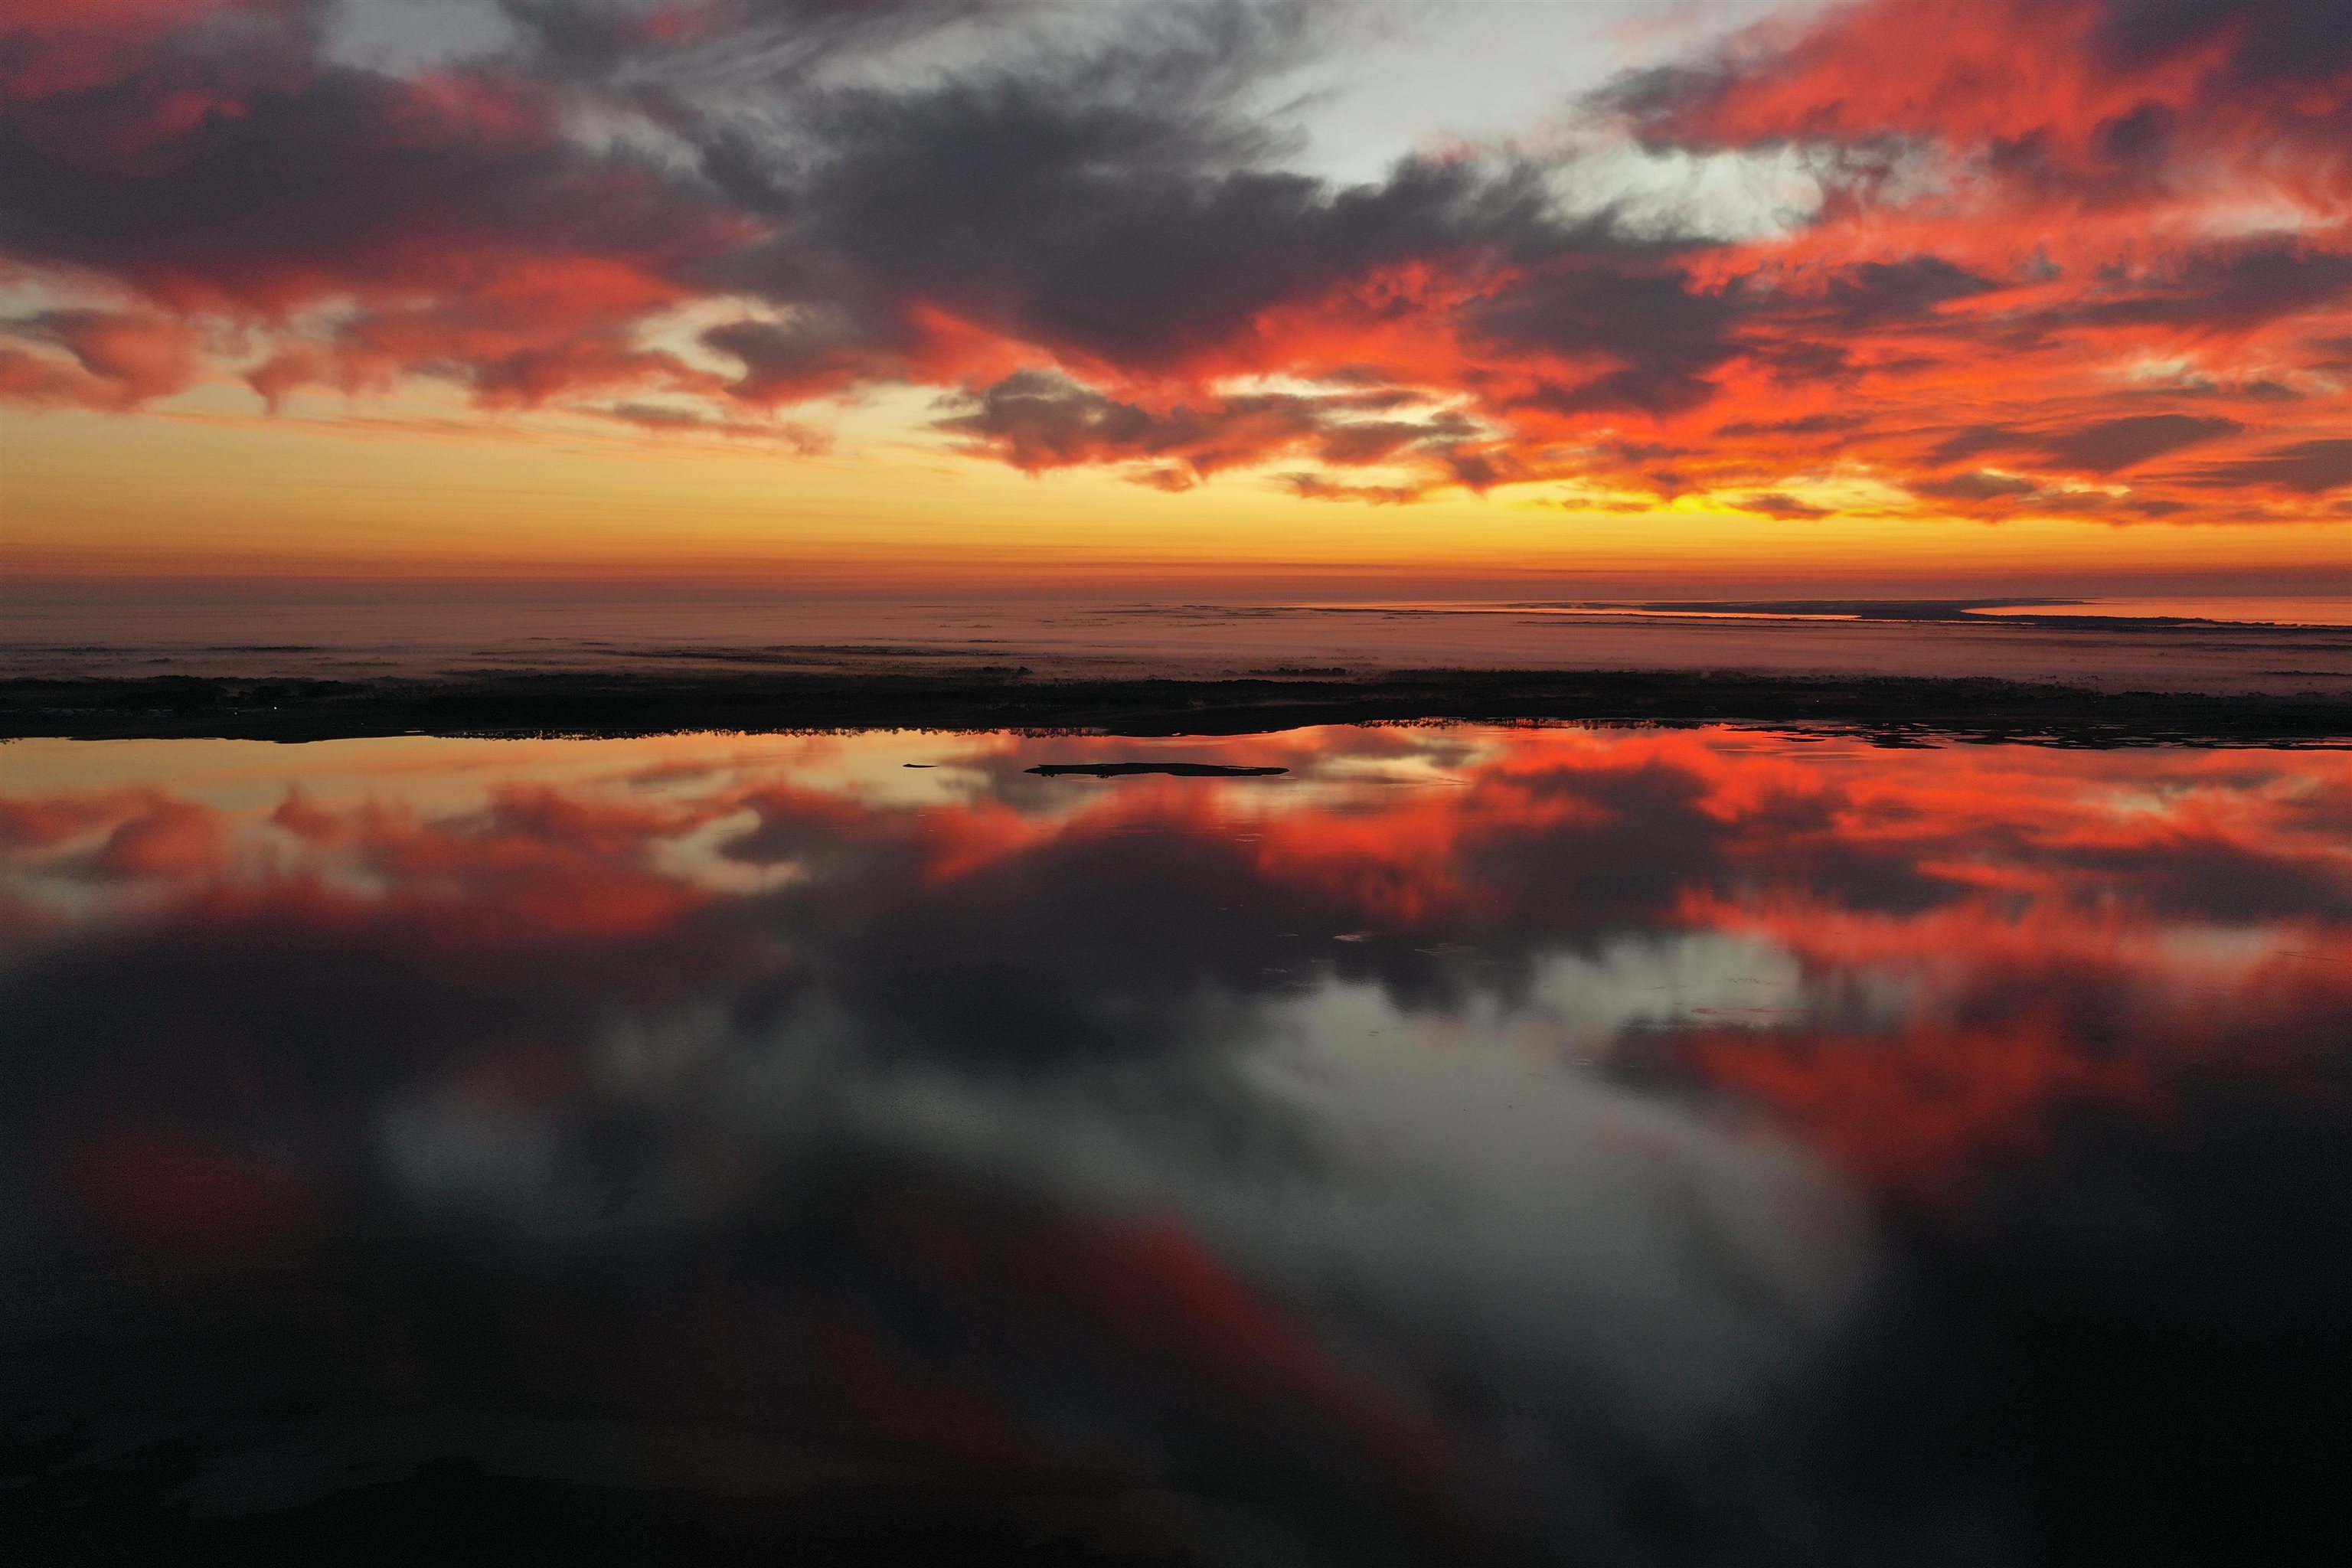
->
[5,725,2349,1564]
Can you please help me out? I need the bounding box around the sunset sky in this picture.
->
[4,0,2348,594]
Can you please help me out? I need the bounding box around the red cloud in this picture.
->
[0,309,204,409]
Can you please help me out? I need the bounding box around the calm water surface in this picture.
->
[4,726,2348,1564]
[8,593,2351,691]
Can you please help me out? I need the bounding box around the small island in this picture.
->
[1028,762,1289,778]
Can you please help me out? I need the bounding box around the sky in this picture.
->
[2,0,2349,595]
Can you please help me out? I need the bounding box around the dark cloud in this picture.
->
[1279,472,1426,504]
[2053,243,2352,336]
[1739,492,1833,518]
[1913,470,2043,501]
[1717,413,1870,437]
[1439,443,1543,492]
[2093,0,2352,85]
[0,4,730,310]
[1,0,1726,467]
[718,58,1563,374]
[1765,257,1999,332]
[1926,425,2020,465]
[2187,438,2352,494]
[1472,260,1746,416]
[702,310,915,403]
[933,369,1475,484]
[1315,418,1466,466]
[2035,412,2242,472]
[1904,410,2269,502]
[934,370,1320,476]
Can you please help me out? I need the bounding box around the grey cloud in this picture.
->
[2036,413,2243,472]
[1740,492,1833,519]
[1472,260,1746,416]
[933,368,1472,482]
[2187,438,2352,494]
[1913,471,2043,502]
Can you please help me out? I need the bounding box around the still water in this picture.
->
[8,592,2352,693]
[5,725,2347,1565]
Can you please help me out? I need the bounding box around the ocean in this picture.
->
[6,592,2351,694]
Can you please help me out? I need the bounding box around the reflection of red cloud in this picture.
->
[4,780,732,952]
[1067,1217,1462,1509]
[348,786,714,941]
[1,791,144,850]
[1694,1020,2155,1191]
[805,1309,1062,1480]
[93,795,231,878]
[51,1118,316,1267]
[8,727,2349,1216]
[887,1204,1465,1513]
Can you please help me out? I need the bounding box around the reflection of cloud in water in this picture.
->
[1522,932,1818,1047]
[857,972,1868,1413]
[386,965,1866,1554]
[5,724,2350,1564]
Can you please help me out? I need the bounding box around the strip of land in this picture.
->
[3,668,2345,745]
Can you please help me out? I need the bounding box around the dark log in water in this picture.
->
[1028,763,1289,778]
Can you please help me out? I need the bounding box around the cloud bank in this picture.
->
[3,0,2348,523]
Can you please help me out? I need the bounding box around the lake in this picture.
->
[5,724,2347,1564]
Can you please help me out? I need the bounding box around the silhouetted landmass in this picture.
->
[1540,599,2082,620]
[16,1457,1182,1566]
[1,668,2344,745]
[1030,763,1289,778]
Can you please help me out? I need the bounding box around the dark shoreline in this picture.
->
[5,668,2347,746]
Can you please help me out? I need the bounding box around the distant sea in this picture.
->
[5,593,2350,694]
